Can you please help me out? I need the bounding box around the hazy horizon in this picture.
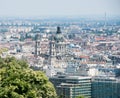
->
[0,0,120,17]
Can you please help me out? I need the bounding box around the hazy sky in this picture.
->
[0,0,120,17]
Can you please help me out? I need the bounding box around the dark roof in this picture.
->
[56,26,62,34]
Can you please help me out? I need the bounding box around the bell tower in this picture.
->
[49,35,56,57]
[35,34,41,56]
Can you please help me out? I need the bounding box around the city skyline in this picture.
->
[0,0,120,17]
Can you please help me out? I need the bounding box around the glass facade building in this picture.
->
[50,75,92,98]
[92,77,120,98]
[50,75,120,98]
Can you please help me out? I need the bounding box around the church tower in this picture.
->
[35,34,41,57]
[49,35,56,57]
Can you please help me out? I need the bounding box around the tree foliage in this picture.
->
[76,95,85,98]
[0,57,57,98]
[0,48,8,55]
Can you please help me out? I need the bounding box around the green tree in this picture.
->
[76,95,85,98]
[0,57,57,98]
[0,48,8,55]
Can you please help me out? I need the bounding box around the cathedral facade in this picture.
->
[35,27,69,68]
[49,27,68,68]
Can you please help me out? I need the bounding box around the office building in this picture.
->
[92,77,120,98]
[50,75,92,98]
